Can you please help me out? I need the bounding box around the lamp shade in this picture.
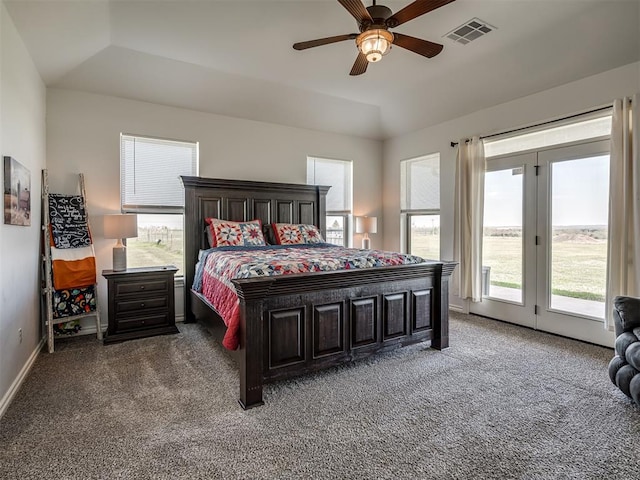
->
[355,216,378,234]
[104,214,138,239]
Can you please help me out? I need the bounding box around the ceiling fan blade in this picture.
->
[350,52,369,76]
[293,34,358,50]
[338,0,373,25]
[393,32,443,58]
[386,0,456,28]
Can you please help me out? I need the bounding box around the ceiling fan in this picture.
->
[293,0,456,76]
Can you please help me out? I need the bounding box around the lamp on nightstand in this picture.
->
[104,214,138,272]
[355,216,377,249]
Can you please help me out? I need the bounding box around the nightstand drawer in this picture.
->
[115,279,168,296]
[116,296,168,314]
[116,312,169,331]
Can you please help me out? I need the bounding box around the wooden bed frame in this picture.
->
[182,176,456,409]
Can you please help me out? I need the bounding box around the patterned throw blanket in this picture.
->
[49,195,92,249]
[48,194,97,319]
[194,244,425,350]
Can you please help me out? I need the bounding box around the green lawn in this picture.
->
[127,229,184,275]
[410,231,440,261]
[411,232,608,302]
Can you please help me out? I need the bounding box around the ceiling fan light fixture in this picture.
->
[356,29,394,63]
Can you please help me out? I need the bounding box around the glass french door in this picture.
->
[536,141,614,345]
[470,153,537,328]
[471,140,615,347]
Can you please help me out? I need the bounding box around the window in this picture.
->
[401,153,440,259]
[307,157,353,246]
[484,114,611,158]
[120,134,198,275]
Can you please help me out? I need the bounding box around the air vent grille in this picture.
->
[445,18,495,45]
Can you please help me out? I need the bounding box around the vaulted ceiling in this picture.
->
[5,0,639,139]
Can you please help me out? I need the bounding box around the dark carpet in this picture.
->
[1,312,638,479]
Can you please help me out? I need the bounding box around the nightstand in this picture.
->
[102,266,179,344]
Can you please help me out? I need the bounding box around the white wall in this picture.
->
[46,89,383,326]
[383,61,640,310]
[0,3,47,415]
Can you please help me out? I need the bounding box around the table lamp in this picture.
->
[355,216,377,249]
[104,214,138,271]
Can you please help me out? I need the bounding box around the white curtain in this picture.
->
[453,136,486,302]
[605,94,640,330]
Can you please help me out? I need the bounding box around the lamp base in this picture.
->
[112,245,127,272]
[362,236,371,250]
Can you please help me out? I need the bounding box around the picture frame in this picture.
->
[3,156,31,226]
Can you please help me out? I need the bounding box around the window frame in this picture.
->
[405,210,441,258]
[483,111,612,159]
[325,213,350,247]
[401,153,441,257]
[307,156,353,247]
[120,133,199,277]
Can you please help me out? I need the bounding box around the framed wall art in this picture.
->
[4,156,31,226]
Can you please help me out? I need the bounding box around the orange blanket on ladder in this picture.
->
[48,194,96,290]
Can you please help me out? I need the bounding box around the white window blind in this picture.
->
[306,157,353,213]
[401,153,440,211]
[484,114,612,158]
[121,134,198,213]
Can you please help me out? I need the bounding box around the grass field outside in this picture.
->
[410,229,440,261]
[411,226,608,302]
[127,227,184,275]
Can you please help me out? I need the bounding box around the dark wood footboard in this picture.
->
[233,261,456,408]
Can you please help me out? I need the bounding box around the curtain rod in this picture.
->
[450,104,613,148]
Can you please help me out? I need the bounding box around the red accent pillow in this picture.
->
[205,219,266,247]
[271,223,325,245]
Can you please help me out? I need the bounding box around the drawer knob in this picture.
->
[140,303,145,308]
[140,285,145,290]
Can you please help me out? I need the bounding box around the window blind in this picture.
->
[306,157,353,213]
[121,135,198,213]
[401,153,440,211]
[484,115,612,158]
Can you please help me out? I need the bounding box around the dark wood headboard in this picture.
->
[180,176,330,320]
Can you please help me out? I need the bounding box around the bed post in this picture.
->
[234,278,274,409]
[181,176,201,323]
[431,261,457,350]
[315,185,330,234]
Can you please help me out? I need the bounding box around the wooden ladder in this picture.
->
[41,169,102,353]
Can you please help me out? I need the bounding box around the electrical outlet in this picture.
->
[18,328,22,344]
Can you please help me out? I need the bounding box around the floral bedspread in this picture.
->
[193,244,425,350]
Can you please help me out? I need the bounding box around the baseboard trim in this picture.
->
[449,305,464,313]
[0,338,45,420]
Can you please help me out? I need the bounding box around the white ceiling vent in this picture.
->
[445,18,495,45]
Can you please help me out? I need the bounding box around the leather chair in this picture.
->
[608,296,640,406]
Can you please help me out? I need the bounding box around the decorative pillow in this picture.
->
[301,224,324,244]
[272,223,325,245]
[205,218,266,247]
